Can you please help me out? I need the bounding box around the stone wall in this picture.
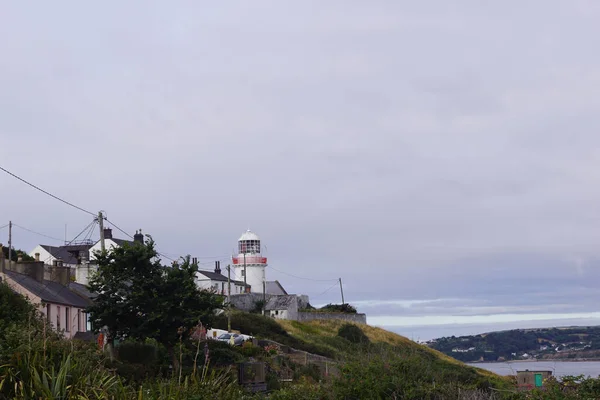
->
[297,312,367,324]
[229,293,274,312]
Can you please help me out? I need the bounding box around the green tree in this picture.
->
[86,238,223,365]
[0,247,34,262]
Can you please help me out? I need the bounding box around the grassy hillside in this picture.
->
[214,312,513,398]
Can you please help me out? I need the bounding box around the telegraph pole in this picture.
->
[98,212,105,251]
[227,264,231,333]
[243,252,247,287]
[7,221,12,264]
[263,280,266,316]
[339,277,345,305]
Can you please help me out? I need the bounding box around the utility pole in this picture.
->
[98,212,105,251]
[339,277,345,305]
[7,221,12,265]
[243,252,247,287]
[263,280,266,316]
[227,264,232,333]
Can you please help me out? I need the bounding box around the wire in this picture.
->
[104,218,133,239]
[315,282,340,297]
[41,220,97,263]
[12,223,64,242]
[266,264,338,282]
[0,165,96,216]
[0,224,8,230]
[104,218,175,262]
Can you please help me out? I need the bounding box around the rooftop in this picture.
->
[4,270,92,308]
[239,230,260,242]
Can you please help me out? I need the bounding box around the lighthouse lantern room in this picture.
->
[232,230,267,293]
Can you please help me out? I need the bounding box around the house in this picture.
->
[87,228,143,261]
[516,370,552,390]
[195,262,250,295]
[0,249,93,339]
[29,228,143,285]
[265,295,299,320]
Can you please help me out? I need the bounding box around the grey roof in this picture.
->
[265,295,297,311]
[111,238,134,246]
[70,282,98,300]
[197,270,249,286]
[40,245,79,265]
[265,280,288,295]
[4,270,92,308]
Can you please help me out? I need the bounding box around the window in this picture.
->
[46,304,51,322]
[77,310,81,332]
[57,306,61,330]
[65,307,70,332]
[241,269,245,277]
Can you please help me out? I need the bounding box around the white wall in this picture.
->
[43,303,88,339]
[88,239,120,261]
[196,272,247,295]
[75,263,98,286]
[269,309,288,320]
[233,264,265,294]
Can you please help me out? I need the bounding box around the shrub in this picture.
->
[337,324,369,345]
[319,303,357,314]
[239,341,264,358]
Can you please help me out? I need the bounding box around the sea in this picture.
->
[469,361,600,378]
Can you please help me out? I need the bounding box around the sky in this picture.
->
[2,1,600,341]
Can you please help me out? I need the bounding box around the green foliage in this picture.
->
[87,240,223,358]
[318,303,357,313]
[0,247,35,262]
[0,281,37,333]
[213,312,336,358]
[240,341,264,358]
[337,324,370,345]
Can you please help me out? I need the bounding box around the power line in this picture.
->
[314,282,340,297]
[104,218,175,263]
[12,223,64,242]
[0,165,96,216]
[0,224,8,230]
[265,264,338,282]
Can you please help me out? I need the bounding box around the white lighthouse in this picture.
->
[232,230,267,293]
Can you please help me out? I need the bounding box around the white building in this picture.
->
[196,262,249,295]
[232,230,267,294]
[29,228,143,286]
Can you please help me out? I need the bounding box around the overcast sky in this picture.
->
[2,1,600,340]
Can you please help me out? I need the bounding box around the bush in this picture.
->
[239,341,264,358]
[337,324,369,345]
[117,340,158,364]
[319,304,357,314]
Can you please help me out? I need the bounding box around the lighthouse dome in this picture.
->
[239,230,260,242]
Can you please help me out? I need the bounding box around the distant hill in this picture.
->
[427,326,600,362]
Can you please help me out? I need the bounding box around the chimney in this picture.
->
[133,229,144,244]
[103,228,113,239]
[215,261,221,275]
[35,253,40,261]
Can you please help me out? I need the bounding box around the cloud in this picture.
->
[2,1,600,337]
